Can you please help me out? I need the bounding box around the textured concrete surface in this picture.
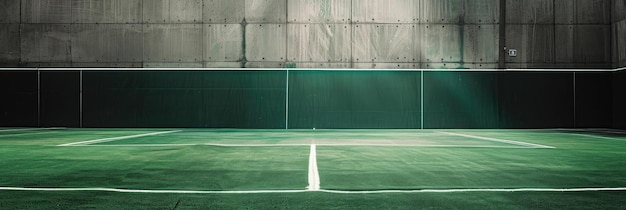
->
[0,0,617,69]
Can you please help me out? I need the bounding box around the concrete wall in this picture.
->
[505,0,612,69]
[0,0,614,69]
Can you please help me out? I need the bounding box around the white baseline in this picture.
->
[58,130,180,146]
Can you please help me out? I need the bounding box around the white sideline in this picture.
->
[307,144,320,191]
[1,186,625,194]
[58,130,180,146]
[439,132,555,149]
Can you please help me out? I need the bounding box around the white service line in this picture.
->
[2,186,626,194]
[0,127,62,132]
[72,143,539,149]
[205,143,311,147]
[74,144,200,147]
[553,128,626,135]
[307,144,320,191]
[439,132,555,149]
[568,133,626,141]
[58,130,181,146]
[0,131,58,137]
[592,130,626,135]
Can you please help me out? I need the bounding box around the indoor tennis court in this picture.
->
[2,0,626,208]
[1,121,626,208]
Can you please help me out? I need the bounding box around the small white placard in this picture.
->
[508,49,517,57]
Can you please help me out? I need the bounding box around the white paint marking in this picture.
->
[554,128,626,135]
[1,186,625,194]
[305,144,529,148]
[318,187,626,194]
[439,132,555,149]
[568,133,626,141]
[205,143,311,147]
[0,187,307,194]
[0,128,62,132]
[58,130,181,146]
[593,130,626,135]
[0,131,58,137]
[307,144,320,191]
[72,143,541,149]
[69,144,200,147]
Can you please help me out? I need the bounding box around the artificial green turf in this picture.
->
[0,138,309,190]
[2,191,626,209]
[93,129,518,147]
[1,128,626,209]
[317,130,626,190]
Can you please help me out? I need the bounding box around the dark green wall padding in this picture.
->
[0,70,619,129]
[614,70,626,129]
[498,72,576,128]
[423,72,498,128]
[0,71,37,127]
[40,71,80,127]
[576,72,612,128]
[83,71,286,128]
[288,71,421,129]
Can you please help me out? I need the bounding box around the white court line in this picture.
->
[0,131,58,137]
[439,132,555,149]
[554,128,626,134]
[590,129,626,135]
[0,187,306,194]
[58,130,181,146]
[307,144,320,191]
[568,133,626,141]
[0,128,62,132]
[1,186,625,194]
[550,129,626,141]
[318,187,626,194]
[74,143,537,149]
[556,128,626,136]
[73,144,200,147]
[206,143,311,147]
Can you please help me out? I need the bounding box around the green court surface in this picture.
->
[1,128,626,209]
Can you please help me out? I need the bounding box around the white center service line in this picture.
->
[307,144,320,191]
[58,130,181,146]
